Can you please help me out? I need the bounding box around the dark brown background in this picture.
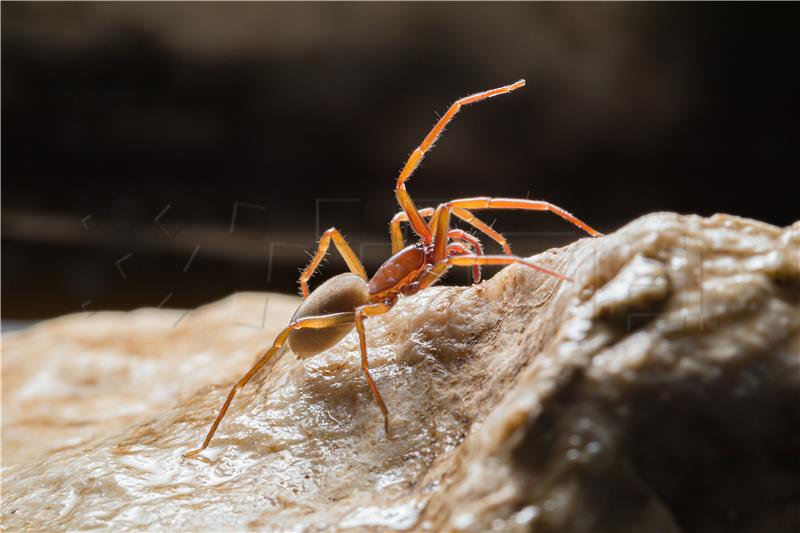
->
[3,3,798,321]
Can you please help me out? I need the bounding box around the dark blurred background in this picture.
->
[2,3,798,321]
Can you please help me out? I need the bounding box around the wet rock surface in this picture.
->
[2,213,799,532]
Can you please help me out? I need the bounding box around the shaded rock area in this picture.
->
[2,213,799,532]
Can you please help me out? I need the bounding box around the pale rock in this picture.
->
[2,213,798,532]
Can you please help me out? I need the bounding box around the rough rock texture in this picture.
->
[2,292,301,466]
[2,213,799,532]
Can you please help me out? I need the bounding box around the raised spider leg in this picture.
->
[417,254,570,293]
[354,303,394,435]
[184,311,356,458]
[441,197,603,238]
[299,227,367,299]
[394,80,526,244]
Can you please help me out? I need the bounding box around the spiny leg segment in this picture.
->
[441,197,602,238]
[394,80,526,244]
[422,195,588,286]
[299,227,367,299]
[391,196,600,256]
[425,197,601,269]
[354,303,393,434]
[184,311,356,458]
[450,207,512,255]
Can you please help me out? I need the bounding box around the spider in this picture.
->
[184,79,600,458]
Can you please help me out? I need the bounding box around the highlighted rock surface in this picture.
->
[2,213,799,532]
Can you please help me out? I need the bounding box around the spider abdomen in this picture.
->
[288,273,368,358]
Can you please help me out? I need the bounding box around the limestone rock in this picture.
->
[2,213,798,532]
[2,292,301,467]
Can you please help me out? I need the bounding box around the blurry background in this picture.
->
[2,3,798,322]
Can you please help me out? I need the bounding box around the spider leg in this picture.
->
[354,302,393,435]
[299,227,367,299]
[447,229,483,282]
[447,230,483,255]
[442,197,602,237]
[450,207,513,255]
[429,206,487,281]
[390,207,434,254]
[446,242,472,255]
[430,204,453,263]
[184,311,356,458]
[394,80,526,243]
[417,254,570,292]
[393,206,512,256]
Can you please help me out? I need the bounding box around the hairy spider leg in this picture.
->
[299,227,368,299]
[184,311,356,458]
[450,207,513,255]
[440,197,603,238]
[447,229,483,255]
[447,229,484,282]
[394,80,526,244]
[417,254,570,293]
[354,303,394,434]
[446,241,481,281]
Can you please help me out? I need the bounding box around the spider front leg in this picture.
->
[443,197,602,238]
[394,80,526,244]
[184,311,356,458]
[299,227,367,298]
[354,303,393,434]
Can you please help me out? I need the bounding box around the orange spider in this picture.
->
[184,80,601,458]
